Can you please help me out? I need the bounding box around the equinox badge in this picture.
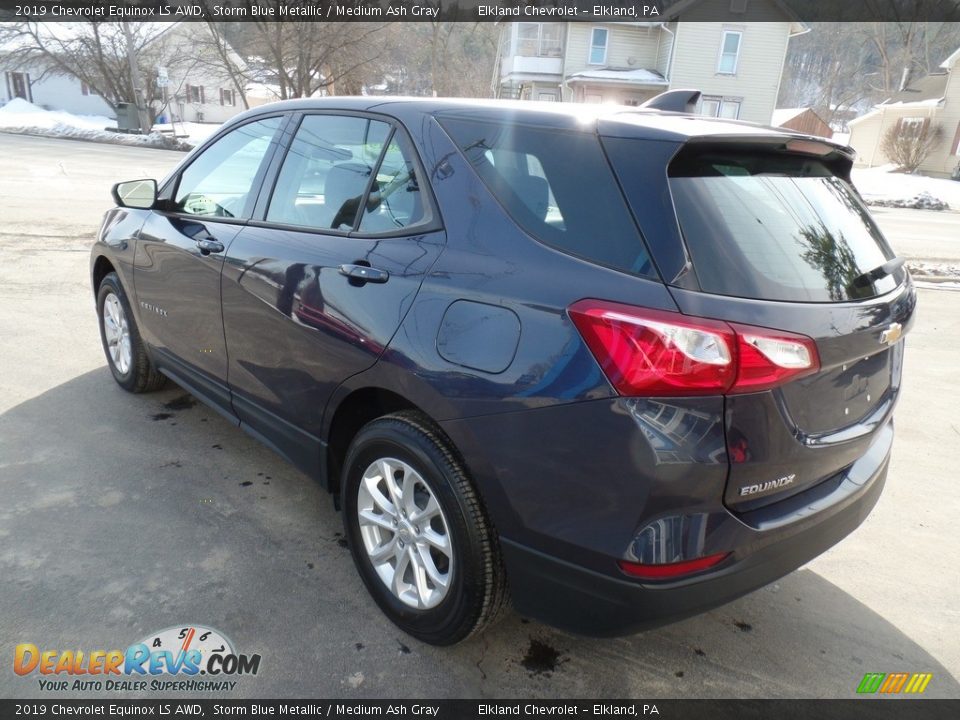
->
[740,474,796,497]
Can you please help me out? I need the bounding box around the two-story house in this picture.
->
[493,0,807,125]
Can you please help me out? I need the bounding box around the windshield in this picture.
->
[669,149,900,302]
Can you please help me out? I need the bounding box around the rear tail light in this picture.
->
[618,552,731,580]
[569,300,819,396]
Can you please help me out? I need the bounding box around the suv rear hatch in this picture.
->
[602,126,917,512]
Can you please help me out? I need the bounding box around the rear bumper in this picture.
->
[500,427,890,637]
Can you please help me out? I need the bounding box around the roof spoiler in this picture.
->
[640,89,701,113]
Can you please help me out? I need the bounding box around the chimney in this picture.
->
[899,66,911,92]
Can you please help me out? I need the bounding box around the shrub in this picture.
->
[881,119,944,173]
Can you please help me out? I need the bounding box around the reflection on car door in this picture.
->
[221,113,444,477]
[134,116,285,412]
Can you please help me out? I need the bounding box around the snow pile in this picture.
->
[0,96,116,131]
[869,191,950,211]
[852,166,960,212]
[0,98,191,150]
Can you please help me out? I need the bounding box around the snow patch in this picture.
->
[852,166,960,212]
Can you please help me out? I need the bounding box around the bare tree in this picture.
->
[238,20,387,99]
[197,21,251,110]
[880,120,944,172]
[781,20,960,133]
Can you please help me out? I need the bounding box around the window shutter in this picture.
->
[219,88,224,106]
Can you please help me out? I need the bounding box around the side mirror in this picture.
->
[112,179,157,209]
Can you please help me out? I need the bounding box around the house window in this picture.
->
[589,28,609,65]
[700,96,742,119]
[585,93,603,104]
[537,91,558,101]
[899,117,928,137]
[517,23,562,58]
[220,88,235,107]
[81,81,93,96]
[717,30,742,75]
[186,84,205,104]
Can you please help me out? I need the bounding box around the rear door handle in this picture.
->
[196,238,224,254]
[339,264,389,284]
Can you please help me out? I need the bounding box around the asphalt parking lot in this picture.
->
[1,133,958,699]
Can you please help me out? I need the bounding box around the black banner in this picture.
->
[1,0,960,23]
[2,700,959,720]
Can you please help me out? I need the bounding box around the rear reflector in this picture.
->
[618,552,731,580]
[569,300,819,396]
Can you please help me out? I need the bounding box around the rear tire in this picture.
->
[342,411,507,645]
[96,272,166,393]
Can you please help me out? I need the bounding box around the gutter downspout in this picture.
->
[661,23,676,88]
[561,23,572,101]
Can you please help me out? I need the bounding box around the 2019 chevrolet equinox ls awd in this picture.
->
[91,93,915,645]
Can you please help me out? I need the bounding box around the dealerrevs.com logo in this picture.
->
[14,625,261,692]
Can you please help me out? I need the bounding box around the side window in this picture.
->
[267,114,390,231]
[357,132,429,233]
[174,117,281,218]
[438,116,655,279]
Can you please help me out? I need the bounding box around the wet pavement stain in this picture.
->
[151,413,173,421]
[734,620,753,632]
[521,638,566,677]
[164,395,196,411]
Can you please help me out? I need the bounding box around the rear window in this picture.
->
[668,148,899,302]
[438,117,656,279]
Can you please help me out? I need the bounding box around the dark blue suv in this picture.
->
[91,96,915,645]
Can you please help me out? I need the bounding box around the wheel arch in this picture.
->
[325,387,430,501]
[91,254,117,297]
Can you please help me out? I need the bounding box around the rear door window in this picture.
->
[668,148,899,302]
[438,116,656,279]
[266,114,391,231]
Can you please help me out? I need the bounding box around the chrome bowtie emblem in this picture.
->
[880,322,902,346]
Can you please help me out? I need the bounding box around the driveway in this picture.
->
[0,134,958,699]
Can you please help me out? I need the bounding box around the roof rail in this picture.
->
[640,89,701,114]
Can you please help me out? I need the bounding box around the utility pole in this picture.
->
[122,22,151,133]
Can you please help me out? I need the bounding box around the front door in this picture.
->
[221,113,444,475]
[8,72,31,101]
[133,116,285,409]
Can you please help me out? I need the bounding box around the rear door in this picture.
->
[220,112,444,475]
[605,136,917,511]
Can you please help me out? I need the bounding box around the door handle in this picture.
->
[339,263,389,284]
[196,238,225,255]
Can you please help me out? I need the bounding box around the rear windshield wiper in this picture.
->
[849,257,905,290]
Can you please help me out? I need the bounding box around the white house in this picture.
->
[847,47,960,178]
[493,0,807,125]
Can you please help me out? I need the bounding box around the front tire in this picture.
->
[342,411,507,645]
[96,272,166,393]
